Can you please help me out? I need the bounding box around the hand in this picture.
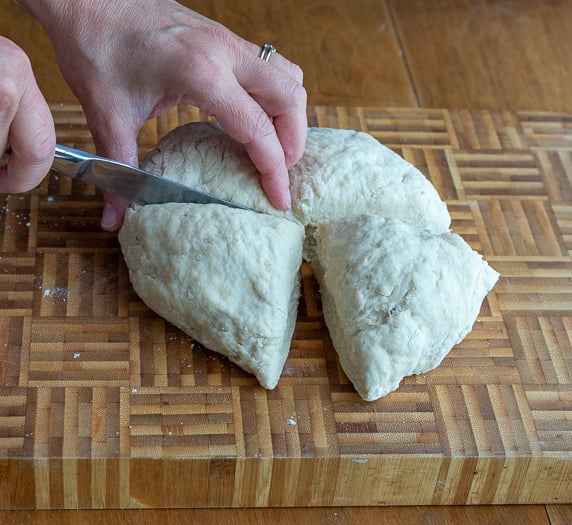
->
[21,0,307,230]
[0,36,56,194]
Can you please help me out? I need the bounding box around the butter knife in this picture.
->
[52,144,252,210]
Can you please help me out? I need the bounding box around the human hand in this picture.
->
[0,36,56,194]
[21,0,307,230]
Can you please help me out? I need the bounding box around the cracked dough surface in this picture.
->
[288,127,451,258]
[142,122,291,219]
[142,122,451,260]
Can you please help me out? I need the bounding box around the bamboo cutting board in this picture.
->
[0,104,571,509]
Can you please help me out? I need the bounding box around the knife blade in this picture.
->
[52,144,253,211]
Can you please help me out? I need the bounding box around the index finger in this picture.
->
[223,97,293,210]
[246,69,308,170]
[237,46,308,168]
[189,71,298,209]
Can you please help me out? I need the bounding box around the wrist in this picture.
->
[13,0,69,18]
[12,0,112,36]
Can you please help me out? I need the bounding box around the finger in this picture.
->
[101,192,130,231]
[0,44,55,193]
[242,40,304,86]
[1,92,56,194]
[261,83,307,170]
[0,38,20,151]
[89,107,141,167]
[241,117,292,210]
[236,43,307,168]
[236,59,308,169]
[194,77,292,209]
[88,111,139,231]
[0,93,17,163]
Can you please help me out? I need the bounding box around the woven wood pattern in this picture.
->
[0,104,571,508]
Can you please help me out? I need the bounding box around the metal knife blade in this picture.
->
[52,144,252,211]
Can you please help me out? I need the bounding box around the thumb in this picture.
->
[90,121,139,232]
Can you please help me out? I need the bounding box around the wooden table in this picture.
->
[2,0,572,523]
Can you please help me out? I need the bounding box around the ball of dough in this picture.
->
[122,121,495,398]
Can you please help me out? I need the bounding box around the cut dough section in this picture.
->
[118,203,304,389]
[313,215,499,401]
[142,122,451,260]
[142,121,292,219]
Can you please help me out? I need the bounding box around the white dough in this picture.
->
[118,203,304,389]
[120,121,496,398]
[142,121,292,219]
[313,215,499,401]
[289,127,451,258]
[142,122,451,260]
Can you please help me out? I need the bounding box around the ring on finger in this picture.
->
[259,43,277,62]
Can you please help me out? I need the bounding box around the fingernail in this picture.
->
[101,202,118,230]
[284,189,292,210]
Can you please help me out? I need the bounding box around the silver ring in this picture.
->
[260,43,276,62]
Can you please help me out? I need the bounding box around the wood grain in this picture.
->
[0,0,416,107]
[1,0,572,519]
[4,0,571,110]
[1,103,571,509]
[390,0,572,112]
[189,0,417,107]
[547,504,572,525]
[0,506,555,525]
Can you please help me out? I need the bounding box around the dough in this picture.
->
[289,127,451,258]
[121,122,495,397]
[313,215,499,401]
[142,122,451,260]
[142,121,292,219]
[118,203,304,389]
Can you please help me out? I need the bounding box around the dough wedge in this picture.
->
[119,203,304,389]
[313,215,499,401]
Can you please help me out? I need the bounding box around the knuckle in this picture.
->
[289,81,307,108]
[246,111,275,144]
[223,108,276,155]
[185,52,228,104]
[0,43,33,111]
[0,36,30,63]
[0,38,32,75]
[184,23,236,71]
[204,23,229,44]
[201,21,237,49]
[0,80,19,112]
[289,63,305,85]
[189,52,225,85]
